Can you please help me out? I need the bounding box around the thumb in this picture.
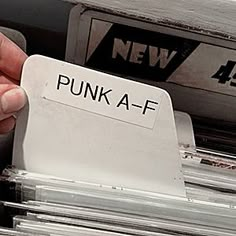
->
[0,85,26,120]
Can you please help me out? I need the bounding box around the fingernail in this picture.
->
[1,87,26,114]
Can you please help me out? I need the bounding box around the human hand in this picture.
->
[0,32,27,134]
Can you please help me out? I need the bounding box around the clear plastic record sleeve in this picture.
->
[1,146,234,233]
[2,160,236,205]
[13,215,181,236]
[1,201,235,236]
[0,227,47,236]
[1,154,236,234]
[0,168,236,235]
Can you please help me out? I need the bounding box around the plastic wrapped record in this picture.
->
[181,148,236,201]
[0,227,46,236]
[2,161,236,206]
[1,168,236,234]
[1,200,236,236]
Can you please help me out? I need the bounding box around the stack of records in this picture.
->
[0,160,236,235]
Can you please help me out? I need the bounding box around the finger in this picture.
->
[0,84,26,120]
[0,32,27,81]
[0,110,14,121]
[0,84,18,96]
[0,116,15,134]
[0,72,17,85]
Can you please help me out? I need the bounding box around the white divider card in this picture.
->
[174,112,196,152]
[13,55,186,197]
[174,111,199,164]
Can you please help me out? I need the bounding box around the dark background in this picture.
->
[0,0,74,59]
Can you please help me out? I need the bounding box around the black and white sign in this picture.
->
[66,4,236,123]
[69,17,236,96]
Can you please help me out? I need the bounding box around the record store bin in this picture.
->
[0,0,236,235]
